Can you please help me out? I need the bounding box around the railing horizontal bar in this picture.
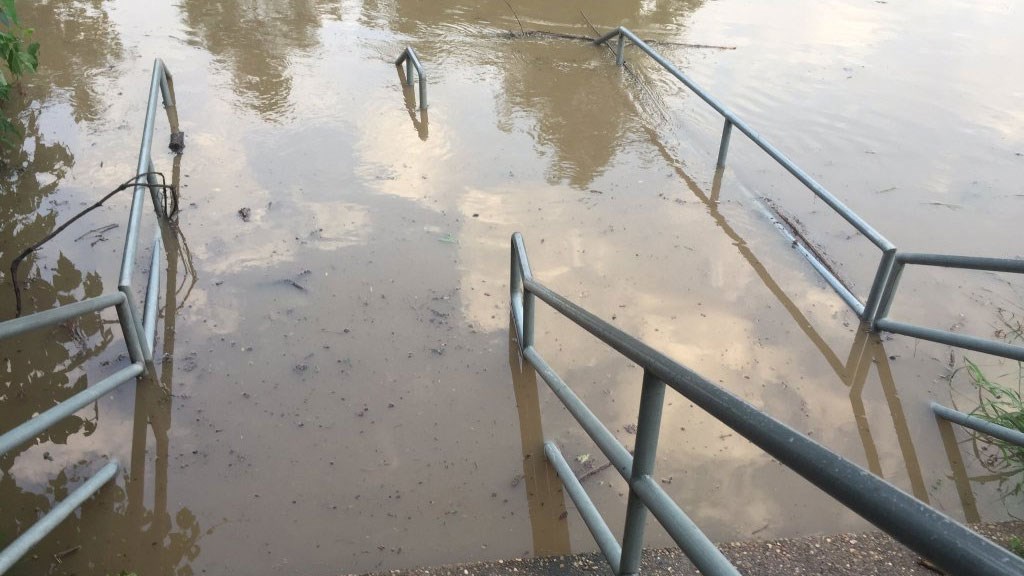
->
[632,476,741,576]
[119,59,167,289]
[604,27,892,251]
[544,442,622,574]
[875,319,1024,363]
[931,402,1024,448]
[395,47,425,75]
[0,293,125,341]
[897,253,1024,273]
[792,241,864,314]
[0,460,118,574]
[524,347,634,479]
[522,276,1024,575]
[0,363,144,457]
[593,27,621,46]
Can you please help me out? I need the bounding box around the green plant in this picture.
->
[957,309,1024,496]
[0,0,38,145]
[1009,536,1024,558]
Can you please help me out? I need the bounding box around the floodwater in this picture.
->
[1,0,1022,574]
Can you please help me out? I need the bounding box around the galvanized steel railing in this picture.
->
[592,26,1023,366]
[594,26,896,323]
[873,253,1024,361]
[395,46,427,110]
[509,232,1024,576]
[0,58,182,574]
[932,402,1024,448]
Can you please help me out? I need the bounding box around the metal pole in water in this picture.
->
[716,119,733,169]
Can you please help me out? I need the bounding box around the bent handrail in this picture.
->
[395,46,428,110]
[510,231,1024,576]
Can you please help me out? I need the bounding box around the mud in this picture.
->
[1,1,1022,575]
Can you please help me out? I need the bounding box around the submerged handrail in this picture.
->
[0,461,119,574]
[593,26,1022,365]
[119,58,181,363]
[395,46,427,110]
[0,58,183,575]
[594,26,893,322]
[510,232,1024,576]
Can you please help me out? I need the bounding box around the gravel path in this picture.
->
[359,522,1024,576]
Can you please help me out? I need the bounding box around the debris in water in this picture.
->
[577,462,613,483]
[169,131,186,153]
[238,207,252,221]
[53,545,81,564]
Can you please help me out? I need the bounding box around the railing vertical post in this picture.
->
[877,259,906,320]
[716,119,733,169]
[619,370,666,575]
[522,289,535,349]
[406,57,414,87]
[615,33,626,67]
[863,247,897,328]
[419,74,428,110]
[117,292,145,366]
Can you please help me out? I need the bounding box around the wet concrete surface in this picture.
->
[360,522,1024,576]
[1,0,1023,574]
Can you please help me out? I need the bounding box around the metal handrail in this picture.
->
[0,59,182,575]
[873,252,1024,361]
[395,47,427,110]
[0,461,119,574]
[932,402,1024,448]
[119,58,179,363]
[594,27,896,323]
[593,26,1024,368]
[510,232,1024,576]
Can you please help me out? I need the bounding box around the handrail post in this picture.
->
[863,247,897,329]
[510,233,535,351]
[615,32,626,67]
[876,258,906,320]
[716,119,733,169]
[116,296,146,365]
[619,370,666,575]
[395,47,427,111]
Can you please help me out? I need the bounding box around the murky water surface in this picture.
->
[2,0,1023,574]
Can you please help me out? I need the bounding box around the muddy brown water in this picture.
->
[1,1,1022,574]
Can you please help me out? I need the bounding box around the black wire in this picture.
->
[10,172,177,317]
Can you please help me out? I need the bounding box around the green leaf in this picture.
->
[1,0,17,25]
